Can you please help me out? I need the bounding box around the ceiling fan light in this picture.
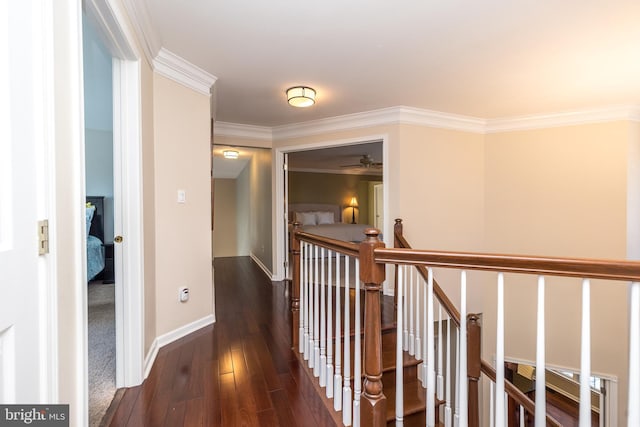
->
[287,86,316,107]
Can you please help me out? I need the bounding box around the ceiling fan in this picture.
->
[340,154,383,169]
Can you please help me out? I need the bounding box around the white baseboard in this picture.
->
[143,314,215,379]
[250,252,275,280]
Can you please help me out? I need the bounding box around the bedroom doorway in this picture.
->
[276,137,388,283]
[82,13,117,425]
[82,1,145,424]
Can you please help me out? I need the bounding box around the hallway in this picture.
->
[105,257,337,426]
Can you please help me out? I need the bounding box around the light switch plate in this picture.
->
[177,190,186,203]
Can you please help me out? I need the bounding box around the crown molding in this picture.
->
[120,0,161,66]
[214,121,273,141]
[153,48,217,96]
[272,106,485,140]
[485,105,640,133]
[213,104,640,142]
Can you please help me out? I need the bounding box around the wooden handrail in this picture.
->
[376,247,640,282]
[295,230,360,257]
[392,220,567,427]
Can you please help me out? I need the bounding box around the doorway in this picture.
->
[82,13,117,425]
[83,0,145,415]
[274,136,389,284]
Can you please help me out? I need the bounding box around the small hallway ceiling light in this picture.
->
[223,150,239,159]
[286,86,316,108]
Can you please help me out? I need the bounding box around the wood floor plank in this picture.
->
[107,257,339,427]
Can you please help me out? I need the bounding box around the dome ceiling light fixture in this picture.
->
[223,149,239,159]
[286,86,316,108]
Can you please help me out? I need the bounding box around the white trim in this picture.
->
[85,0,137,61]
[485,105,640,133]
[144,314,216,377]
[214,121,273,141]
[250,252,275,280]
[142,339,159,380]
[272,106,485,140]
[153,47,217,96]
[212,104,640,143]
[120,0,160,65]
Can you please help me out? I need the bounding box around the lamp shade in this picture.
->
[286,86,316,107]
[349,196,358,207]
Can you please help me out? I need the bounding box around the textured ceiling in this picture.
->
[147,0,640,127]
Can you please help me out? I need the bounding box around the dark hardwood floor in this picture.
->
[106,256,338,426]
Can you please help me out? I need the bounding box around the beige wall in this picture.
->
[481,121,633,424]
[288,171,381,224]
[250,148,273,271]
[213,179,242,257]
[153,74,213,336]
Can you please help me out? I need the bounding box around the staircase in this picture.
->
[290,219,640,427]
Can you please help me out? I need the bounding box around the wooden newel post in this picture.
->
[467,313,481,427]
[359,228,387,427]
[291,222,301,350]
[393,219,403,314]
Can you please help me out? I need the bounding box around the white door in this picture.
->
[0,0,50,403]
[374,183,384,230]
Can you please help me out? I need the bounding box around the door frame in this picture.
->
[85,0,144,388]
[273,134,390,285]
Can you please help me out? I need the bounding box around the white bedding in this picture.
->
[300,223,372,242]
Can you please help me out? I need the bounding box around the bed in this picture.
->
[288,203,373,243]
[86,196,106,282]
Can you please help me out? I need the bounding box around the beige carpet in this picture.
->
[88,282,116,426]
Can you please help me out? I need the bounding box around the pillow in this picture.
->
[86,205,96,236]
[315,211,335,225]
[295,211,317,226]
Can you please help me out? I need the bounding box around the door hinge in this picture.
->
[38,219,49,255]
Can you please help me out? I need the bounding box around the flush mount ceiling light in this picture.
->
[223,150,239,159]
[286,86,316,108]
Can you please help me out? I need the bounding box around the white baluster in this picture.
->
[495,272,504,427]
[307,244,314,367]
[326,250,334,398]
[579,278,591,427]
[438,304,444,400]
[422,272,428,386]
[343,256,352,426]
[302,242,309,358]
[445,316,452,427]
[396,265,404,426]
[299,242,305,354]
[320,248,326,385]
[403,267,409,351]
[519,405,525,427]
[313,245,320,374]
[416,268,422,361]
[454,325,460,427]
[409,267,415,356]
[489,381,495,427]
[353,258,361,427]
[334,253,343,411]
[427,268,436,427]
[628,281,640,427]
[304,243,313,361]
[535,276,546,427]
[459,271,468,427]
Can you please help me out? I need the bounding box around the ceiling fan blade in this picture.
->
[340,164,363,168]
